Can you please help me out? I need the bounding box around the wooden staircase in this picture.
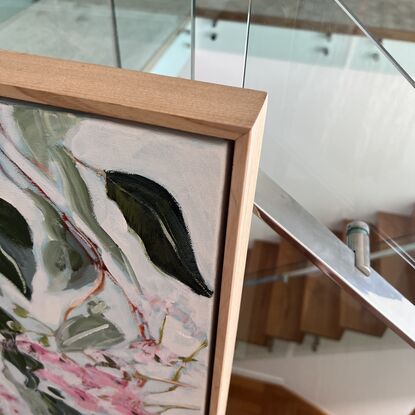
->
[237,211,415,346]
[227,375,326,415]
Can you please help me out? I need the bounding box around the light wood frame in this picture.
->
[0,50,267,415]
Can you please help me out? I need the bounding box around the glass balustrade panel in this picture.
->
[193,0,251,86]
[244,0,415,304]
[228,0,415,413]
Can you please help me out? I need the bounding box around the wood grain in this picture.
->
[340,292,385,336]
[299,230,344,340]
[300,273,344,340]
[237,240,279,345]
[0,50,267,140]
[209,100,267,415]
[266,239,306,342]
[226,374,327,415]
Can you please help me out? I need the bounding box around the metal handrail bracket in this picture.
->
[254,170,415,347]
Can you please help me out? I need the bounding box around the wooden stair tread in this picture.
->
[266,239,306,342]
[300,232,344,340]
[301,273,344,340]
[237,240,279,345]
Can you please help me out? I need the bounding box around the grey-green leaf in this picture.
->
[106,171,213,298]
[28,191,97,291]
[14,107,78,167]
[0,199,35,299]
[55,310,125,352]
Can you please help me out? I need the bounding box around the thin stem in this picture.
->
[157,315,167,345]
[145,403,199,414]
[137,372,194,388]
[64,268,105,320]
[154,339,208,394]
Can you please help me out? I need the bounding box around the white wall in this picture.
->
[190,21,415,240]
[234,330,415,415]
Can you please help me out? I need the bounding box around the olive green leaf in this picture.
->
[38,335,50,347]
[0,199,35,299]
[13,304,29,318]
[106,172,213,298]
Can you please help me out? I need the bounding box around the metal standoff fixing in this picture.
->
[346,221,371,276]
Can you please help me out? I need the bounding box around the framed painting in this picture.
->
[0,51,267,415]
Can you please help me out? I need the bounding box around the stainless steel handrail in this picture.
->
[253,170,415,347]
[244,240,415,287]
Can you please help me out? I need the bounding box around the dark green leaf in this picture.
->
[0,249,29,298]
[2,341,42,389]
[0,199,35,299]
[0,198,32,247]
[106,171,213,298]
[0,306,19,340]
[39,392,82,415]
[47,387,64,399]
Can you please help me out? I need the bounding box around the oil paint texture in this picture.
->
[0,102,231,414]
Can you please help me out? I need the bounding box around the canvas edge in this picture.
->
[208,98,267,415]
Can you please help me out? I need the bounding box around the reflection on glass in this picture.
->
[115,0,191,76]
[244,0,415,293]
[0,0,193,77]
[0,0,119,65]
[335,0,415,83]
[0,0,33,24]
[228,0,415,413]
[193,0,251,86]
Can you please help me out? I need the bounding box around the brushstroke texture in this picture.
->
[55,301,125,352]
[0,104,217,414]
[51,146,142,294]
[0,198,35,299]
[14,108,78,168]
[106,172,213,298]
[28,191,97,291]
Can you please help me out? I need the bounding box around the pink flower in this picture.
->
[130,339,177,365]
[36,369,101,412]
[110,389,150,415]
[15,337,150,414]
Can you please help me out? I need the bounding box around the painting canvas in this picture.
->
[0,101,232,414]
